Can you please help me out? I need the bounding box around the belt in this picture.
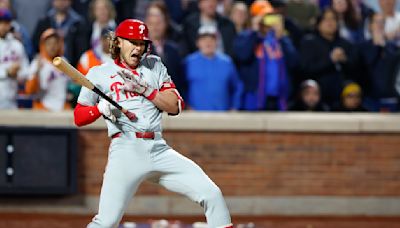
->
[111,132,155,139]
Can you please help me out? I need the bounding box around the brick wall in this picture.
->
[78,130,400,197]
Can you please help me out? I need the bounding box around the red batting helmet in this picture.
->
[115,19,152,43]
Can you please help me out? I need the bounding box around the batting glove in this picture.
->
[97,95,116,123]
[118,70,158,100]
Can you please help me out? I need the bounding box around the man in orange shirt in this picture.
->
[77,28,113,75]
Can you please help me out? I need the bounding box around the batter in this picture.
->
[73,19,233,228]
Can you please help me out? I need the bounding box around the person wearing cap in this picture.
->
[32,0,88,66]
[0,8,29,109]
[233,4,298,111]
[74,19,233,228]
[182,0,236,57]
[0,0,34,60]
[333,82,368,112]
[25,28,71,111]
[288,79,329,111]
[77,27,113,76]
[184,25,243,111]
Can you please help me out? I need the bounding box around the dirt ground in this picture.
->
[0,213,399,228]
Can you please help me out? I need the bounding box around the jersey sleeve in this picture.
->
[77,67,100,106]
[157,60,175,90]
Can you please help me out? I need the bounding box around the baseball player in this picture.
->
[0,8,29,109]
[74,19,233,228]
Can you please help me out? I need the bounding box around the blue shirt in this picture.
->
[184,51,243,111]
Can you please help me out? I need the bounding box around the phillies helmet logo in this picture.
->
[139,24,145,34]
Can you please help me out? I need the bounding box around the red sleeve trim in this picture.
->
[159,81,176,92]
[145,89,158,101]
[74,103,102,127]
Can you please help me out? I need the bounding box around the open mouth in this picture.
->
[130,53,141,62]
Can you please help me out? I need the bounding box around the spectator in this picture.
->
[0,0,34,59]
[233,11,298,111]
[269,0,304,48]
[77,27,113,76]
[32,0,88,66]
[145,1,185,96]
[299,8,358,108]
[331,0,364,43]
[358,12,400,112]
[289,79,329,111]
[229,1,250,33]
[333,82,368,111]
[249,0,274,31]
[184,25,243,111]
[285,0,319,32]
[0,8,29,109]
[379,0,400,44]
[146,0,182,42]
[25,28,71,111]
[182,0,236,57]
[87,0,116,56]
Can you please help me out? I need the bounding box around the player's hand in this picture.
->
[97,95,116,123]
[7,63,20,79]
[118,70,155,98]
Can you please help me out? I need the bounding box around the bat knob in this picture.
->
[124,111,137,121]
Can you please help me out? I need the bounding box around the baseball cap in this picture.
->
[197,25,217,38]
[101,27,112,37]
[250,0,274,17]
[342,82,362,97]
[0,8,12,21]
[300,79,319,90]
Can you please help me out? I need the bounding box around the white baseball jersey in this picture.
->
[78,55,173,136]
[0,33,29,109]
[28,57,70,111]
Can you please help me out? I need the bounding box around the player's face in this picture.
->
[44,36,61,59]
[118,38,147,67]
[0,21,11,38]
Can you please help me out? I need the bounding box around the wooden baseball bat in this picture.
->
[52,57,137,121]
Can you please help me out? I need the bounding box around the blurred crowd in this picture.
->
[1,0,400,113]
